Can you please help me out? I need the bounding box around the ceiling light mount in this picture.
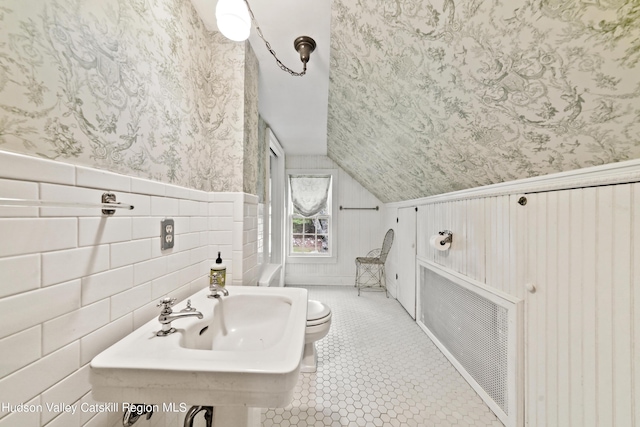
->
[294,36,316,65]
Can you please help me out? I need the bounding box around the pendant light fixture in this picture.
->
[215,0,251,42]
[215,0,316,76]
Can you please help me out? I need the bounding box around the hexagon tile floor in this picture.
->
[262,286,504,427]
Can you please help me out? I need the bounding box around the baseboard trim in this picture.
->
[285,275,354,286]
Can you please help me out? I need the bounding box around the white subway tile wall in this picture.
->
[75,166,131,193]
[0,218,78,257]
[0,398,41,427]
[0,343,79,412]
[0,151,75,185]
[42,299,111,355]
[40,365,92,425]
[2,281,81,339]
[0,151,257,426]
[0,254,40,297]
[0,178,38,217]
[78,217,133,247]
[42,245,111,286]
[0,326,41,378]
[79,315,133,366]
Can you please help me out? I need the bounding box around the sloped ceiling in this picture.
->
[326,0,640,203]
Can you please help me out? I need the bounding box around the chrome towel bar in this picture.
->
[339,205,379,211]
[0,192,134,215]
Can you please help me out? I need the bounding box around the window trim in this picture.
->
[286,169,338,264]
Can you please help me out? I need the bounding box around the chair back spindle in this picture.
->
[354,228,394,296]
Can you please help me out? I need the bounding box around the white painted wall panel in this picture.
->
[388,169,639,427]
[417,198,505,285]
[582,187,599,427]
[382,206,398,297]
[556,191,571,427]
[450,200,467,274]
[567,188,585,426]
[597,188,614,426]
[611,184,633,426]
[285,156,383,285]
[521,184,637,427]
[634,184,640,427]
[397,207,416,318]
[512,194,527,300]
[466,197,486,284]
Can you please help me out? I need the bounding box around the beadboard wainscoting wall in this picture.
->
[381,206,401,298]
[0,150,258,427]
[284,156,384,286]
[385,159,640,427]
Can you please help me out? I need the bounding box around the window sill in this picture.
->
[287,254,337,264]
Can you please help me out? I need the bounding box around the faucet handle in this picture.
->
[157,297,177,311]
[181,299,196,312]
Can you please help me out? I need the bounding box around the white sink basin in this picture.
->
[90,286,308,407]
[181,293,294,352]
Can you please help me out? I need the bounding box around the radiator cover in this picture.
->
[417,260,523,427]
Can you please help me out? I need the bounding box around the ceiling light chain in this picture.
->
[242,0,314,76]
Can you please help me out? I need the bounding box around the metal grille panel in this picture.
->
[420,266,509,414]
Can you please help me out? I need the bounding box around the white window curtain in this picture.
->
[289,175,331,217]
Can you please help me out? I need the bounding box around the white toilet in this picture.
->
[301,300,332,373]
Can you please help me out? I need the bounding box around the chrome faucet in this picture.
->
[156,298,203,336]
[208,272,229,299]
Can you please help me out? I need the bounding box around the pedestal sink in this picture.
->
[90,286,308,426]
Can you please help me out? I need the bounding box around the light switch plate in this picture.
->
[161,219,174,250]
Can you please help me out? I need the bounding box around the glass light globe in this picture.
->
[216,0,251,42]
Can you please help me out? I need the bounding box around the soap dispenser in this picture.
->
[210,252,226,288]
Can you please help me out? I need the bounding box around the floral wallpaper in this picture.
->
[243,45,259,195]
[0,0,259,193]
[328,0,640,202]
[256,115,269,203]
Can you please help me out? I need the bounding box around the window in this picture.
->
[287,170,337,261]
[292,211,329,254]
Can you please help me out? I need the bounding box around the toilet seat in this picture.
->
[307,300,331,326]
[302,300,332,373]
[307,314,331,327]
